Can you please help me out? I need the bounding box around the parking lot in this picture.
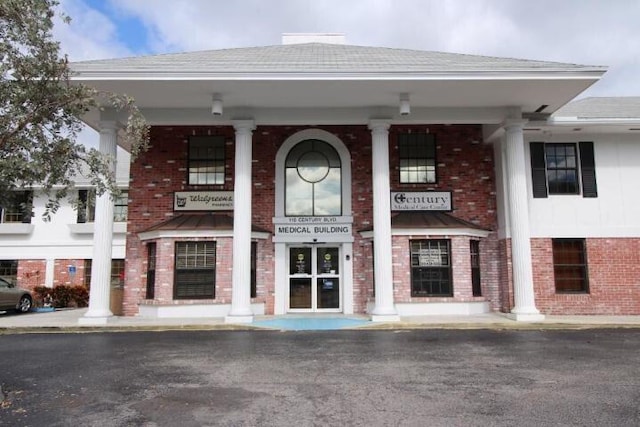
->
[1,328,639,426]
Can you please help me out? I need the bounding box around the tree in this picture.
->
[0,0,148,218]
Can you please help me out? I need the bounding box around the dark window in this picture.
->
[0,260,18,286]
[399,133,436,184]
[285,139,342,216]
[113,191,129,222]
[83,259,124,289]
[77,190,95,223]
[410,239,452,297]
[251,241,257,298]
[188,136,225,185]
[470,240,481,296]
[174,242,216,299]
[552,239,588,293]
[78,189,127,222]
[1,191,32,223]
[530,142,597,198]
[146,243,156,299]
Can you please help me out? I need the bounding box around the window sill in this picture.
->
[68,222,127,235]
[0,223,35,235]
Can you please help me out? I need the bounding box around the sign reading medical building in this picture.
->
[391,191,452,211]
[174,191,234,211]
[273,216,353,242]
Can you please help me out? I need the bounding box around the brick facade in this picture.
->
[123,123,504,316]
[532,238,640,315]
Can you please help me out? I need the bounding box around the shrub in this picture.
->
[31,285,89,308]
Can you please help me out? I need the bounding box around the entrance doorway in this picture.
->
[288,246,341,312]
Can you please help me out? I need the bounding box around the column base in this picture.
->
[507,312,546,322]
[225,314,254,324]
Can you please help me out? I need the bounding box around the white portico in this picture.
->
[71,34,606,322]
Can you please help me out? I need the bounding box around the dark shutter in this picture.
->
[579,142,598,198]
[530,142,548,198]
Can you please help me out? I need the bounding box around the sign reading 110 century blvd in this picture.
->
[391,191,452,211]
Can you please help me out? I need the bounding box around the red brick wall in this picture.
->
[126,124,499,315]
[53,259,88,287]
[17,260,46,290]
[532,238,640,315]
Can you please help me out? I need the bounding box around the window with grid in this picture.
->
[398,133,436,184]
[113,191,128,222]
[0,260,18,286]
[146,243,156,299]
[174,242,216,299]
[1,191,32,223]
[552,239,588,293]
[77,190,96,223]
[410,239,452,297]
[251,241,257,298]
[77,190,127,222]
[530,142,597,198]
[188,136,226,185]
[470,240,481,296]
[82,259,123,289]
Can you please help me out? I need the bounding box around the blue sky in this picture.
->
[54,0,640,97]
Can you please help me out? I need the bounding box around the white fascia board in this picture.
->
[549,117,640,126]
[71,69,606,82]
[360,228,491,239]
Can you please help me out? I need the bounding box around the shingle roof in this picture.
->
[140,214,270,234]
[553,97,640,119]
[71,43,601,75]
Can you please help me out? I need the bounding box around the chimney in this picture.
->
[282,33,346,45]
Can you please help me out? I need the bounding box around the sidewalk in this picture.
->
[2,308,640,333]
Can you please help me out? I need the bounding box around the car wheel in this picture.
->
[16,295,32,313]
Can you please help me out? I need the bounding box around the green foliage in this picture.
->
[0,0,149,218]
[32,284,89,308]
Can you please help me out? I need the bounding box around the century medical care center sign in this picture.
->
[391,191,452,211]
[174,191,234,211]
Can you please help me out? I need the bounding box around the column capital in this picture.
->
[502,118,528,132]
[232,119,256,133]
[98,120,120,131]
[368,119,391,133]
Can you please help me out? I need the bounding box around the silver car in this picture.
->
[0,277,33,313]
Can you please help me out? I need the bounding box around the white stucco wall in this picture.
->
[0,148,130,261]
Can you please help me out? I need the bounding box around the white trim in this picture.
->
[138,303,265,318]
[274,129,352,217]
[138,230,270,241]
[68,222,127,235]
[0,224,34,235]
[394,301,490,316]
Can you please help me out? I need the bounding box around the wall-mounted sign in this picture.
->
[391,191,452,211]
[274,216,352,239]
[174,191,234,211]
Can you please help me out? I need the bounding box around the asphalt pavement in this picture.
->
[1,329,639,426]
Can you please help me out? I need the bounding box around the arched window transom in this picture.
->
[285,139,342,216]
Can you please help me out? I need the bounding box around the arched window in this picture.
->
[285,139,342,216]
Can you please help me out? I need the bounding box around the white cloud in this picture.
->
[58,0,640,97]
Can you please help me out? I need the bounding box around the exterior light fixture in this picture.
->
[399,93,410,116]
[211,94,223,116]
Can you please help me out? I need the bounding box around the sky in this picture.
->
[53,0,640,99]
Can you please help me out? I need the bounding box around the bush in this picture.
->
[31,285,89,308]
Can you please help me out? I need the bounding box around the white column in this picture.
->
[503,118,545,322]
[80,121,118,325]
[368,120,400,322]
[226,120,256,323]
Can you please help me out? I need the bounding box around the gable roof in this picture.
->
[71,43,603,76]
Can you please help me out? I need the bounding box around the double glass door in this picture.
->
[288,246,340,312]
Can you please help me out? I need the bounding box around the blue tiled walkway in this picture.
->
[252,317,370,331]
